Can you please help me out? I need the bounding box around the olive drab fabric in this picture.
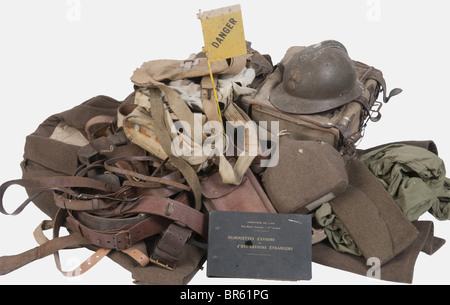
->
[315,202,362,256]
[360,144,450,221]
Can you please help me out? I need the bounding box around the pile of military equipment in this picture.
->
[0,40,448,284]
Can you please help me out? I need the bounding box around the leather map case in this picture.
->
[201,168,277,213]
[207,211,312,281]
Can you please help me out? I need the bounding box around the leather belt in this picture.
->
[0,156,207,273]
[67,205,200,270]
[66,212,170,251]
[0,176,122,216]
[73,211,150,231]
[150,223,192,270]
[119,196,207,237]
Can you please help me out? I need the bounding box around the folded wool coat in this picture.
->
[325,158,419,265]
[312,140,447,283]
[312,220,445,284]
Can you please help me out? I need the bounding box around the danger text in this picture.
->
[211,18,238,49]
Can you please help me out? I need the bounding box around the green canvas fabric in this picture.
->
[360,144,450,221]
[315,203,361,256]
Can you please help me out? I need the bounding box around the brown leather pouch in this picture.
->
[201,168,277,213]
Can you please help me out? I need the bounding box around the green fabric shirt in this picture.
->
[359,144,450,221]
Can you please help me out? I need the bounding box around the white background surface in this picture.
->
[0,0,449,285]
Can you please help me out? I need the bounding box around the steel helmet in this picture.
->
[270,40,364,114]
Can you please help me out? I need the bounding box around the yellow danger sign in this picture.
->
[199,4,247,62]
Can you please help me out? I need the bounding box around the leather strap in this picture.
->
[66,191,203,238]
[122,242,151,267]
[0,176,122,216]
[150,223,192,270]
[73,211,151,231]
[77,132,129,165]
[104,156,191,192]
[59,248,112,277]
[33,217,114,277]
[84,115,115,141]
[119,196,207,238]
[0,209,91,276]
[53,193,122,211]
[0,232,90,276]
[66,212,170,251]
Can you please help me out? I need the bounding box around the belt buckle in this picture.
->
[149,255,176,271]
[114,230,132,251]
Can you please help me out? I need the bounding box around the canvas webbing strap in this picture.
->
[201,75,222,124]
[148,88,203,211]
[0,232,91,276]
[0,208,91,276]
[131,71,258,187]
[220,102,258,185]
[33,216,112,277]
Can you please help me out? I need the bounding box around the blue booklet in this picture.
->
[207,211,312,281]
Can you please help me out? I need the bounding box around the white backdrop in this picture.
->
[0,0,449,285]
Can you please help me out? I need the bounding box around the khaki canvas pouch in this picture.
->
[132,53,250,83]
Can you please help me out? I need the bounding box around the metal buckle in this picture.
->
[149,255,176,271]
[114,230,132,251]
[180,54,199,71]
[369,101,383,122]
